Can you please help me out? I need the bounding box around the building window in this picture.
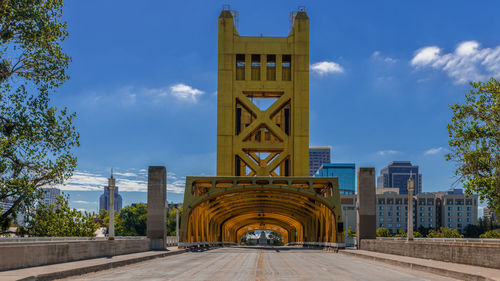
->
[428,207,433,211]
[396,200,402,205]
[428,201,433,205]
[458,218,462,222]
[420,213,424,217]
[467,213,471,217]
[251,54,261,80]
[379,206,384,210]
[447,200,453,205]
[457,223,462,228]
[419,201,424,205]
[448,207,452,211]
[466,201,472,205]
[420,218,424,222]
[388,217,393,222]
[388,212,392,216]
[467,206,471,211]
[448,212,452,216]
[458,212,462,217]
[380,218,384,222]
[405,212,408,216]
[388,200,393,204]
[379,223,384,227]
[397,223,401,227]
[388,223,393,227]
[396,217,401,222]
[388,206,393,210]
[405,206,408,211]
[282,55,291,81]
[379,212,384,216]
[428,213,432,217]
[396,206,401,210]
[467,218,471,222]
[236,54,245,80]
[448,223,452,227]
[266,54,276,81]
[420,207,424,211]
[457,206,462,211]
[396,212,401,216]
[379,200,385,204]
[448,218,452,222]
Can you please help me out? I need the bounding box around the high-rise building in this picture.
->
[99,186,122,213]
[309,146,331,176]
[41,187,60,205]
[315,163,355,194]
[482,207,497,223]
[377,161,422,194]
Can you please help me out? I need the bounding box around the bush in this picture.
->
[479,229,500,238]
[427,227,464,238]
[376,227,391,237]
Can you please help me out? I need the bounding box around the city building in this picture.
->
[340,188,478,235]
[483,207,498,223]
[41,187,61,205]
[309,146,331,176]
[377,161,422,194]
[315,163,355,194]
[99,186,122,213]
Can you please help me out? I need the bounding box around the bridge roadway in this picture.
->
[59,246,458,281]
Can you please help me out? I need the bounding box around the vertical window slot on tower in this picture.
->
[266,55,276,81]
[235,155,241,176]
[282,54,291,81]
[251,54,261,80]
[284,108,290,135]
[236,54,245,80]
[236,107,242,135]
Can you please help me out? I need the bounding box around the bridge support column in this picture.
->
[147,166,167,250]
[356,168,376,247]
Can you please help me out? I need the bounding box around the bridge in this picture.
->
[0,6,499,281]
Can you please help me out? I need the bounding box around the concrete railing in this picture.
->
[286,242,346,248]
[178,241,237,248]
[0,236,181,271]
[360,238,500,269]
[376,237,500,243]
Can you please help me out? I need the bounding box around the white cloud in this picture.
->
[372,51,397,63]
[411,41,500,84]
[72,200,96,205]
[169,83,204,102]
[424,147,446,155]
[310,61,344,75]
[376,150,400,156]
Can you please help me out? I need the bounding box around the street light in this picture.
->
[108,169,116,240]
[407,174,415,241]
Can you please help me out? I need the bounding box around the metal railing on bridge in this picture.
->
[376,237,500,243]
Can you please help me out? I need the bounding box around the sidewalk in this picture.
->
[341,249,500,281]
[0,247,187,281]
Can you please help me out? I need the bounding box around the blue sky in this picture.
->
[52,0,500,213]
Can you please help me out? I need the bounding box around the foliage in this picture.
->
[0,0,78,231]
[21,194,98,237]
[426,227,464,238]
[268,231,282,245]
[413,231,423,238]
[463,224,481,238]
[376,227,391,237]
[347,226,356,237]
[116,204,147,236]
[446,78,500,221]
[417,226,430,237]
[166,204,182,236]
[479,229,500,238]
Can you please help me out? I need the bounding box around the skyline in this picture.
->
[49,0,500,213]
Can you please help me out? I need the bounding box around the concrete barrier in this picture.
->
[0,237,151,271]
[360,239,500,269]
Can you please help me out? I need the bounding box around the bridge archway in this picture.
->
[237,224,289,245]
[179,177,344,246]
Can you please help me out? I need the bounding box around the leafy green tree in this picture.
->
[413,231,423,238]
[376,227,391,237]
[393,229,423,238]
[479,229,500,238]
[21,194,98,236]
[463,224,480,238]
[426,227,464,238]
[166,204,182,236]
[347,226,356,237]
[116,204,147,236]
[446,79,500,221]
[0,0,78,232]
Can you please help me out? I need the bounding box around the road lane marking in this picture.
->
[255,249,264,281]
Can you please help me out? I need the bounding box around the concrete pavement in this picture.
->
[57,247,460,281]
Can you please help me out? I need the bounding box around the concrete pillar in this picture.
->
[176,208,179,245]
[356,168,376,247]
[108,171,116,240]
[147,166,167,250]
[407,177,415,241]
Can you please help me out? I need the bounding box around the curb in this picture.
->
[18,249,189,281]
[340,250,494,281]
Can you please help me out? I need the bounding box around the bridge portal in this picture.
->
[179,7,344,247]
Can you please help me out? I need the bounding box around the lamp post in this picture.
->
[176,207,179,246]
[108,169,116,240]
[407,175,415,241]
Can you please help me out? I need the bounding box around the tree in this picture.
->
[21,194,98,237]
[0,0,78,232]
[463,224,480,238]
[426,227,464,238]
[479,229,500,238]
[446,79,500,221]
[376,227,391,237]
[268,231,282,245]
[116,204,147,236]
[166,204,182,236]
[347,226,356,238]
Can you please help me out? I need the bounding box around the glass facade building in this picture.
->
[377,161,422,195]
[309,146,331,176]
[99,186,123,213]
[315,163,355,194]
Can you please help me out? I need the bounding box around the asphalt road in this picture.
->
[60,247,457,281]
